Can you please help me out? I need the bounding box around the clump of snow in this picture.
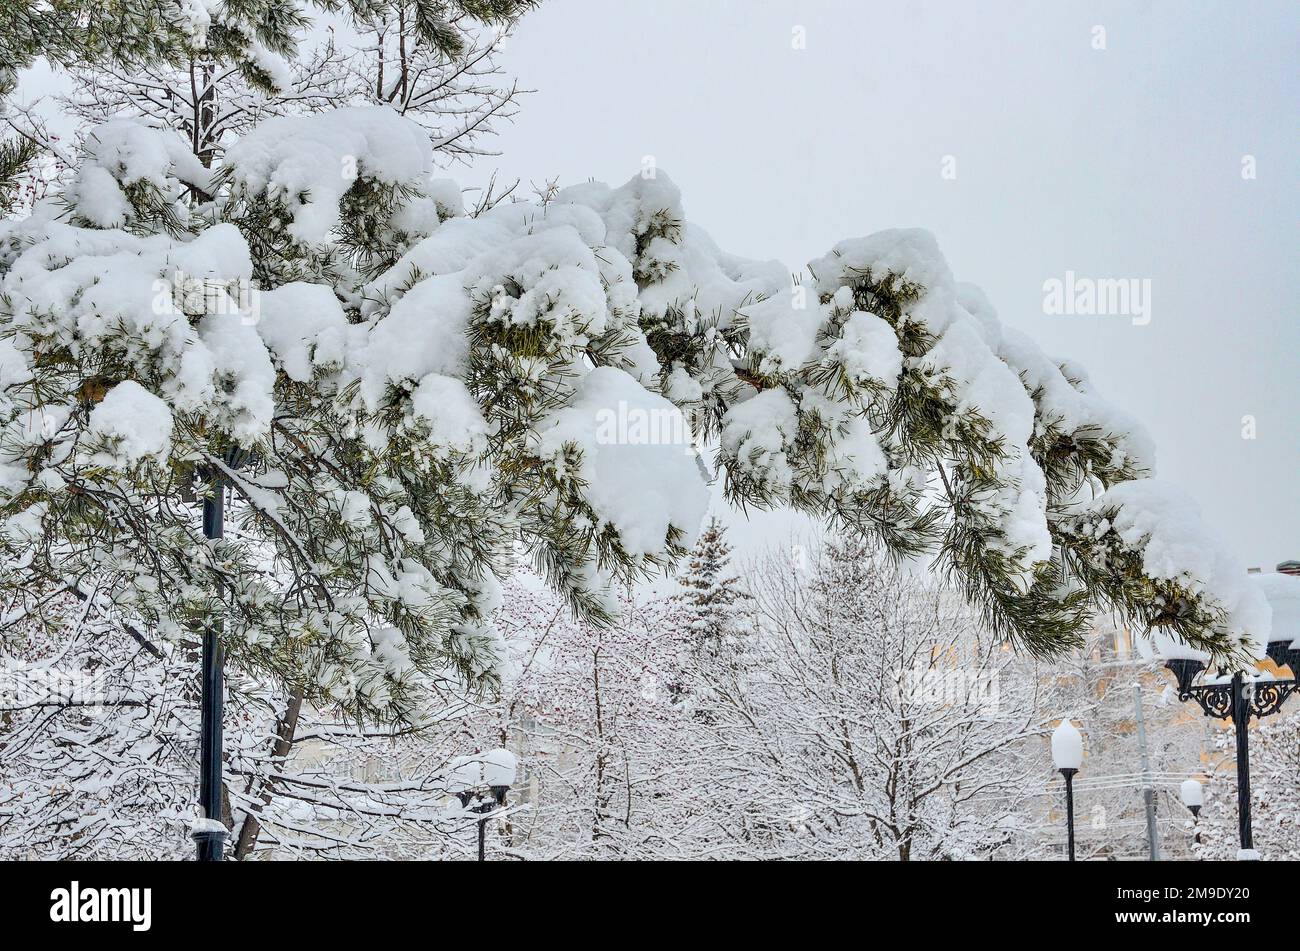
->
[0,218,275,448]
[816,412,889,495]
[244,37,293,93]
[88,381,174,466]
[190,817,227,836]
[197,312,275,441]
[1135,627,1208,662]
[369,626,415,680]
[169,222,254,286]
[557,172,786,327]
[823,309,904,393]
[720,388,800,498]
[364,216,509,308]
[225,106,434,245]
[918,312,1052,576]
[462,226,610,343]
[739,291,824,377]
[809,229,959,334]
[534,367,710,559]
[176,0,216,45]
[1,502,48,545]
[4,226,189,357]
[357,271,473,409]
[998,326,1156,476]
[558,172,685,267]
[256,282,353,382]
[339,490,371,527]
[0,339,31,401]
[663,365,703,404]
[66,166,134,230]
[678,224,788,329]
[425,179,465,220]
[410,373,491,461]
[66,119,211,228]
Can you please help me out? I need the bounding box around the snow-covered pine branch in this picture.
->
[0,104,1268,737]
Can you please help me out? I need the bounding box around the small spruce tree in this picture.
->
[674,516,750,661]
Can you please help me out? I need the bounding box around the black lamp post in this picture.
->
[1162,649,1296,859]
[1052,718,1084,861]
[450,749,517,861]
[191,446,253,862]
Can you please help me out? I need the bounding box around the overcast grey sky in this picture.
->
[484,0,1297,568]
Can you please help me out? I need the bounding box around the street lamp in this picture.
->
[1052,718,1084,861]
[448,749,517,861]
[191,444,254,863]
[1180,779,1204,850]
[1158,569,1299,860]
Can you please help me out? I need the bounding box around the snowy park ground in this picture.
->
[0,0,1295,888]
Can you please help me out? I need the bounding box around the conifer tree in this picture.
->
[674,516,749,661]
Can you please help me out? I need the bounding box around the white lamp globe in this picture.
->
[1180,779,1204,809]
[1052,718,1084,771]
[483,748,517,789]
